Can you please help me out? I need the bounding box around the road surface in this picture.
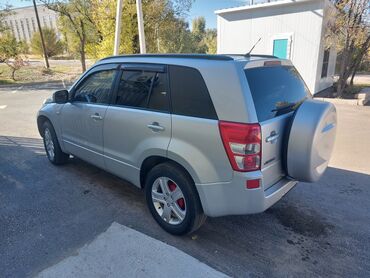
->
[0,84,369,277]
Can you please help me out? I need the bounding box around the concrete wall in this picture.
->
[217,0,333,94]
[4,5,59,43]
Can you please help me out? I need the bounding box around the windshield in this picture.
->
[245,65,311,122]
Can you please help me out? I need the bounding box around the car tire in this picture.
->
[42,121,69,165]
[145,162,206,235]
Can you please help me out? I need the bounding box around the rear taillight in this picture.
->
[219,121,261,172]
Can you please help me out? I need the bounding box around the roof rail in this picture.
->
[100,53,234,62]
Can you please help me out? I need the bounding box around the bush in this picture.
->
[0,32,28,80]
[18,40,30,54]
[31,27,63,57]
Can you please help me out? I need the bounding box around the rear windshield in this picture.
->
[245,65,310,122]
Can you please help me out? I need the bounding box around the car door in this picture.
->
[103,64,171,186]
[60,64,119,169]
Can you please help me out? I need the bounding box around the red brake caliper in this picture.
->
[168,181,185,210]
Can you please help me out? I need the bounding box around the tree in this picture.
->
[204,29,217,54]
[31,27,63,57]
[326,0,370,97]
[153,18,194,53]
[40,0,99,72]
[86,0,194,58]
[0,4,11,33]
[191,17,217,54]
[192,17,207,53]
[41,0,197,67]
[192,16,206,38]
[142,0,194,53]
[0,32,28,80]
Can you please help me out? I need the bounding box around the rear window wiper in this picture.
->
[271,98,307,112]
[271,103,296,112]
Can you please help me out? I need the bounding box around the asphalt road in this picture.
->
[0,84,369,277]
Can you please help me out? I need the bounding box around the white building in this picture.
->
[216,0,337,94]
[3,5,59,43]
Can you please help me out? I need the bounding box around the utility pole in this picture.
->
[32,0,49,68]
[136,0,146,54]
[113,0,123,55]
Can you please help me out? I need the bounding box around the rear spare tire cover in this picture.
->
[286,99,337,182]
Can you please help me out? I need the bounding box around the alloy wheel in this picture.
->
[44,128,55,160]
[151,177,186,225]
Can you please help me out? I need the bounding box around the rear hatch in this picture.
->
[244,61,310,189]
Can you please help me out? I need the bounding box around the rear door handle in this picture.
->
[90,113,103,121]
[147,122,165,132]
[266,133,279,143]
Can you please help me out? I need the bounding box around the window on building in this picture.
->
[9,20,15,37]
[321,49,330,78]
[20,20,27,40]
[273,39,289,59]
[25,18,32,40]
[49,16,53,29]
[31,18,36,32]
[15,20,21,40]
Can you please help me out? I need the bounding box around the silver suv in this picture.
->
[37,54,337,235]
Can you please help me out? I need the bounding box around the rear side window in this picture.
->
[169,65,217,120]
[245,66,310,122]
[115,70,169,112]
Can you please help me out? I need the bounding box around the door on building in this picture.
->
[273,39,288,59]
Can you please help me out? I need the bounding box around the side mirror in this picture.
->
[53,90,69,104]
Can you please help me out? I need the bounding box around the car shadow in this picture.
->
[1,135,369,277]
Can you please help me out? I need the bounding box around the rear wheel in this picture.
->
[42,121,69,165]
[145,163,206,235]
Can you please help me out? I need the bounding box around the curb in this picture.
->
[314,97,368,106]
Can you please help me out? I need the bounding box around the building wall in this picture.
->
[314,0,337,92]
[4,5,59,43]
[217,0,331,94]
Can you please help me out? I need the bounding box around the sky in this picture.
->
[188,0,249,29]
[2,0,250,29]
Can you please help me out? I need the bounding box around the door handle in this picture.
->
[90,113,103,121]
[147,122,165,132]
[266,133,279,143]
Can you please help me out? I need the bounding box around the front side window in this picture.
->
[73,70,115,104]
[115,70,169,112]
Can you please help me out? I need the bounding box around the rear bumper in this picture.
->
[195,173,297,217]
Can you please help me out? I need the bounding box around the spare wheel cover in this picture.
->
[287,99,337,182]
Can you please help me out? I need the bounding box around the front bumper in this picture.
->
[195,173,297,217]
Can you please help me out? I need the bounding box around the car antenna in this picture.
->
[245,37,262,56]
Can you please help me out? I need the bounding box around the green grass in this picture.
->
[0,78,14,85]
[0,62,83,85]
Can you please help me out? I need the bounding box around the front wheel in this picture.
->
[42,121,69,165]
[145,163,206,235]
